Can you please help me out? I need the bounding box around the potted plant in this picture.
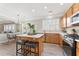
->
[27,23,36,35]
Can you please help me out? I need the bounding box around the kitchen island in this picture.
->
[16,34,44,56]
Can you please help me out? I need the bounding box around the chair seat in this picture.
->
[16,40,24,45]
[25,41,37,48]
[24,41,39,56]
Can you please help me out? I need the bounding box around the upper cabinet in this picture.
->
[67,7,73,17]
[63,15,67,27]
[60,3,79,30]
[66,7,73,27]
[73,3,79,14]
[60,14,67,31]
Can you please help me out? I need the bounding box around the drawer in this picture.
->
[76,42,79,48]
[76,48,79,56]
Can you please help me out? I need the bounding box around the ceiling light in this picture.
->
[48,15,52,19]
[60,3,64,5]
[17,14,20,17]
[48,11,53,15]
[32,9,35,12]
[44,6,48,9]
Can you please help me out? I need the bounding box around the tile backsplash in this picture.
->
[66,26,79,34]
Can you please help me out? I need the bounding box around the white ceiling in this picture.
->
[0,3,72,24]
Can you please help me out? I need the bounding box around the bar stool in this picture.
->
[25,41,39,56]
[16,40,26,56]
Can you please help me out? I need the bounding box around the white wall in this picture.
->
[0,24,4,33]
[0,34,8,43]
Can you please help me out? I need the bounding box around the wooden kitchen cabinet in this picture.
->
[45,33,63,45]
[76,42,79,56]
[73,3,79,14]
[76,49,79,56]
[60,16,64,28]
[66,7,73,17]
[60,14,67,31]
[60,17,64,31]
[60,3,79,30]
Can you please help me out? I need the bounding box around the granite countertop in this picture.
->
[16,34,44,38]
[75,39,79,42]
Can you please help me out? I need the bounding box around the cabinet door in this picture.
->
[63,15,67,27]
[76,48,79,56]
[60,17,64,31]
[60,15,67,30]
[73,3,79,14]
[67,7,73,17]
[45,33,54,43]
[66,8,73,27]
[76,42,79,56]
[45,33,61,44]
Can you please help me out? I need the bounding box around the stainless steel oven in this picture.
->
[63,39,76,56]
[61,32,79,56]
[62,34,77,56]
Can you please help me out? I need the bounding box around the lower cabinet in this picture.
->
[76,42,79,56]
[45,33,63,45]
[76,48,79,56]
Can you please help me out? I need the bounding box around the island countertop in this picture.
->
[75,39,79,42]
[16,34,44,39]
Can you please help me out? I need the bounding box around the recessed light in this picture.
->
[32,9,35,12]
[17,14,20,16]
[44,6,48,9]
[60,3,63,5]
[48,15,52,19]
[48,11,53,15]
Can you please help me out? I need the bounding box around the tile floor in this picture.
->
[0,40,64,56]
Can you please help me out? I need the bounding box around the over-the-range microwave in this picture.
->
[71,11,79,25]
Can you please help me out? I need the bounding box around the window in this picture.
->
[4,24,15,33]
[42,19,60,32]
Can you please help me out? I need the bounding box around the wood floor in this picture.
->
[0,40,64,56]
